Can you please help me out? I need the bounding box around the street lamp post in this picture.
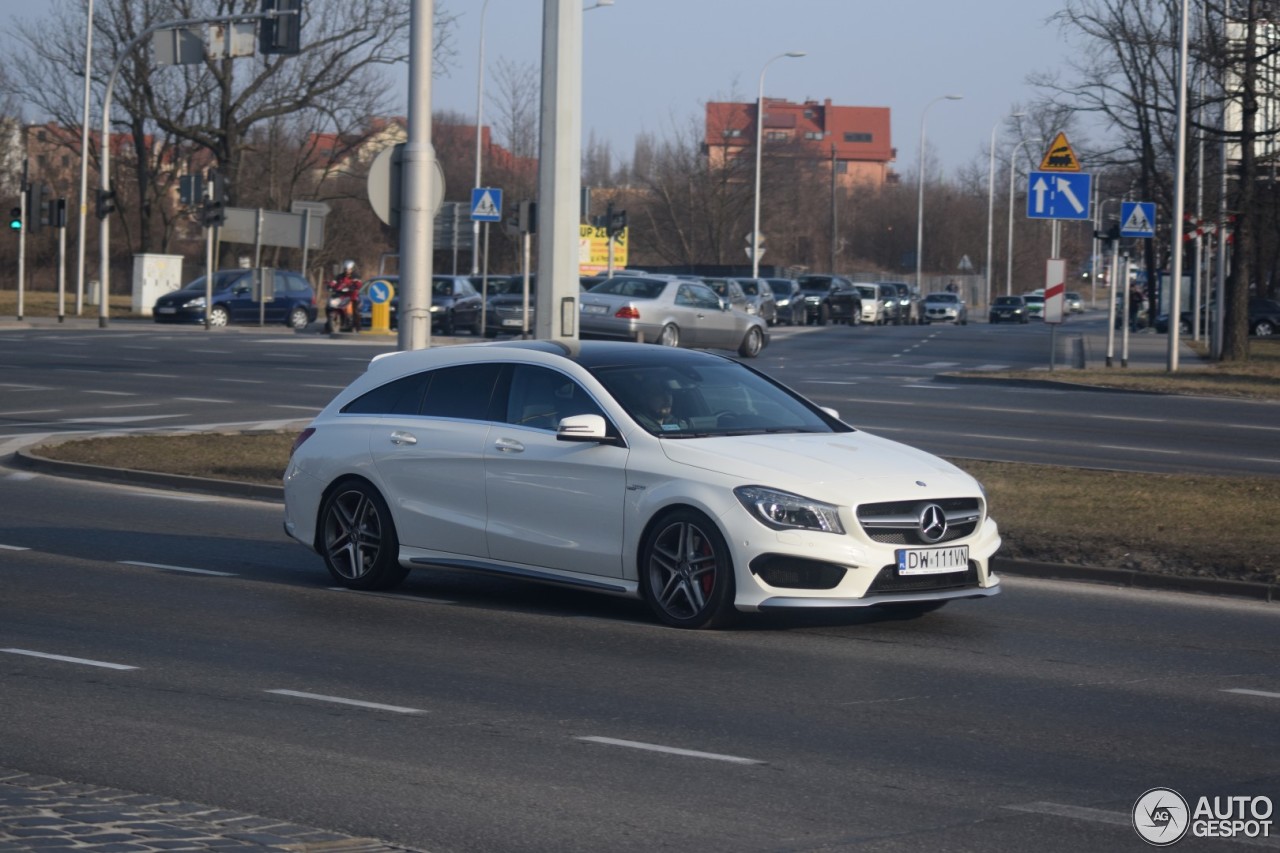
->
[1006,137,1042,296]
[75,0,95,317]
[986,112,1025,312]
[469,0,494,276]
[751,50,805,278]
[915,94,962,295]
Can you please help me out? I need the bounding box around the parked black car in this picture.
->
[795,274,856,325]
[357,275,484,335]
[1156,297,1280,337]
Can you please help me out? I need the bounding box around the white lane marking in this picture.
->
[265,689,427,715]
[133,373,181,379]
[59,415,184,424]
[118,560,237,577]
[1244,457,1280,465]
[982,407,1040,414]
[801,380,860,386]
[921,362,960,368]
[0,409,60,416]
[1224,688,1280,699]
[84,390,136,396]
[1002,801,1129,827]
[1097,445,1179,455]
[577,736,764,765]
[103,403,159,410]
[1,648,138,671]
[973,364,1012,370]
[215,378,265,385]
[0,384,54,392]
[304,384,348,390]
[961,434,1040,442]
[174,397,235,404]
[121,345,159,350]
[273,405,322,412]
[326,587,456,605]
[902,384,958,390]
[191,349,232,355]
[0,544,32,550]
[2,473,36,482]
[1090,414,1166,423]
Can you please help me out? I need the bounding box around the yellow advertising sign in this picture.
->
[1038,132,1082,172]
[578,224,629,274]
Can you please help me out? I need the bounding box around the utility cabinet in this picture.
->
[132,254,185,317]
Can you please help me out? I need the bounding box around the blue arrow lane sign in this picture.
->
[1026,171,1093,221]
[471,187,503,222]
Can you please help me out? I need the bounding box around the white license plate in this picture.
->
[583,304,608,314]
[157,307,177,314]
[895,545,969,575]
[502,318,524,327]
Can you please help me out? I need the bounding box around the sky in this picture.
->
[428,0,1081,177]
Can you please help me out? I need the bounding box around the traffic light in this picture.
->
[607,207,627,238]
[259,0,302,56]
[26,184,43,234]
[201,169,226,227]
[201,198,226,228]
[518,200,537,235]
[95,188,117,220]
[8,207,20,232]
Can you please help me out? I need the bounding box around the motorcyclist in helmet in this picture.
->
[326,259,363,333]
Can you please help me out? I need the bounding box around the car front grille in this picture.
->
[866,562,980,595]
[856,498,982,545]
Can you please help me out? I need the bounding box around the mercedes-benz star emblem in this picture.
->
[918,504,948,543]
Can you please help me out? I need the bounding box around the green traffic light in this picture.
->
[8,207,20,231]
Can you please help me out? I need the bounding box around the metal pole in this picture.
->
[1006,139,1039,296]
[1167,0,1190,372]
[1106,237,1119,366]
[751,51,805,279]
[399,0,435,351]
[58,211,67,322]
[17,174,26,321]
[75,0,94,317]
[471,0,492,277]
[830,143,837,273]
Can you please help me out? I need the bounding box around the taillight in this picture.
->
[615,305,640,320]
[290,427,316,458]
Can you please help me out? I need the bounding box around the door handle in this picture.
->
[389,431,417,446]
[493,437,524,453]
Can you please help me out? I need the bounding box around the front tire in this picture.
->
[640,509,736,629]
[738,326,764,358]
[208,305,230,328]
[319,480,408,591]
[1255,320,1275,337]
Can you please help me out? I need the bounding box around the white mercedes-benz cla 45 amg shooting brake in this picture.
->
[283,340,1001,629]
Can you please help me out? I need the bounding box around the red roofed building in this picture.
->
[705,98,896,188]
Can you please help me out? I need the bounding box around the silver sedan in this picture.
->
[580,274,769,357]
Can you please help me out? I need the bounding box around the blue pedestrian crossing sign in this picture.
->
[470,187,503,222]
[1120,201,1156,238]
[1026,171,1092,221]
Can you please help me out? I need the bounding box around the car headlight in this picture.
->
[181,297,206,308]
[734,486,845,534]
[429,305,441,313]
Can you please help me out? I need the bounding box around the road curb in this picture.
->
[9,448,285,502]
[9,447,1275,604]
[993,556,1277,602]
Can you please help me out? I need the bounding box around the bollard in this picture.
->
[1072,335,1086,369]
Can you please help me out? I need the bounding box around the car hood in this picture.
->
[658,431,979,501]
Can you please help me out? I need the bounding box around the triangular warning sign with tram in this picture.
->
[1038,132,1082,172]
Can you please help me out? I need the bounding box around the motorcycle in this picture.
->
[324,292,358,333]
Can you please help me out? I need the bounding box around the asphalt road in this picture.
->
[1,468,1278,852]
[0,314,1278,850]
[0,313,1276,477]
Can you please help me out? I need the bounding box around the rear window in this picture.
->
[588,277,666,299]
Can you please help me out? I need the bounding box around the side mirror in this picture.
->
[557,414,620,445]
[718,297,729,311]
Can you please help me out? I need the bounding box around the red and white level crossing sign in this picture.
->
[1044,259,1066,325]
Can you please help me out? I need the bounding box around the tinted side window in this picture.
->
[505,365,604,431]
[342,372,432,415]
[421,363,503,420]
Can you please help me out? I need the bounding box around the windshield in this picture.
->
[736,280,761,296]
[179,271,245,292]
[588,278,667,299]
[767,281,793,296]
[995,297,1022,306]
[591,361,842,438]
[928,293,959,303]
